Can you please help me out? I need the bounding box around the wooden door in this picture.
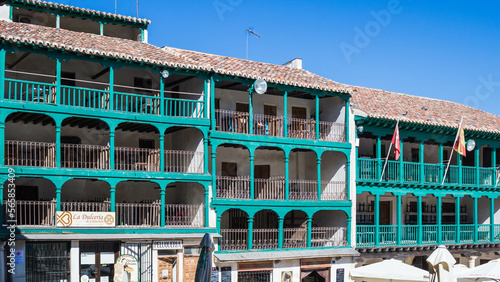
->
[292,107,307,119]
[158,256,176,282]
[183,255,199,282]
[379,201,391,225]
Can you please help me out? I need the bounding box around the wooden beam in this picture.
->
[165,76,195,88]
[91,67,110,80]
[8,52,31,69]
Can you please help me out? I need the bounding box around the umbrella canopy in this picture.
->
[195,233,215,282]
[455,259,500,282]
[350,259,429,282]
[427,245,456,282]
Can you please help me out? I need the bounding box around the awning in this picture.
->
[350,259,429,282]
[215,248,359,262]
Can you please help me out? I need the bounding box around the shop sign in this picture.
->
[153,240,183,250]
[56,211,115,227]
[114,254,139,282]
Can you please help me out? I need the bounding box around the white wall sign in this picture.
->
[115,254,139,282]
[153,240,183,250]
[56,211,115,227]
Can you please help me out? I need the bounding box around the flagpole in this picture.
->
[380,119,399,182]
[441,117,463,185]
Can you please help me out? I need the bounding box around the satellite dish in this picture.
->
[357,126,364,133]
[253,79,267,95]
[466,139,475,152]
[161,70,169,78]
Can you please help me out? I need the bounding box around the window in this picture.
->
[26,242,70,282]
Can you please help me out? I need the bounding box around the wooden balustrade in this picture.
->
[5,140,56,167]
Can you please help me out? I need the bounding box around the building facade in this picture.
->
[0,1,358,281]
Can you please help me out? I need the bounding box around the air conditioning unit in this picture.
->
[17,15,33,24]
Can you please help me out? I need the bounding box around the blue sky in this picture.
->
[60,0,500,116]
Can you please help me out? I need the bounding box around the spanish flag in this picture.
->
[453,122,466,157]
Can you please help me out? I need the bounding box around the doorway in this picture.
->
[302,269,330,282]
[372,201,391,225]
[80,242,119,282]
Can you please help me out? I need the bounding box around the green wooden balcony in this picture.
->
[357,158,498,187]
[4,78,205,119]
[356,224,499,248]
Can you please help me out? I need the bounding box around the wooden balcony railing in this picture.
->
[61,144,110,169]
[115,147,160,171]
[165,204,204,227]
[220,229,248,251]
[116,202,161,227]
[216,176,251,199]
[215,109,249,134]
[3,200,56,226]
[311,227,347,247]
[253,114,284,137]
[288,118,316,140]
[165,150,204,173]
[5,140,56,167]
[283,227,307,248]
[321,181,347,200]
[254,177,285,200]
[61,201,111,212]
[4,75,205,119]
[253,228,279,249]
[289,180,318,200]
[319,121,346,142]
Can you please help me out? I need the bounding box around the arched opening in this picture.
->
[216,144,250,199]
[284,210,307,248]
[115,122,160,171]
[289,149,317,200]
[3,177,55,226]
[321,151,347,200]
[5,112,56,167]
[61,117,110,169]
[116,181,160,227]
[254,147,285,200]
[164,127,204,173]
[61,179,110,211]
[312,210,347,247]
[253,210,279,249]
[220,208,248,250]
[165,182,205,227]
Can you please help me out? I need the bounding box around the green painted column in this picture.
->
[204,188,209,227]
[283,91,288,138]
[475,147,480,186]
[397,194,402,245]
[376,136,382,179]
[317,157,321,201]
[419,140,424,183]
[437,196,442,244]
[345,99,350,143]
[160,186,166,227]
[278,217,284,248]
[109,128,115,170]
[346,159,351,201]
[55,124,61,168]
[210,76,215,131]
[374,194,380,246]
[417,195,422,245]
[211,146,217,198]
[284,155,290,201]
[490,197,495,243]
[473,197,478,243]
[159,134,165,172]
[456,197,461,243]
[56,187,61,211]
[248,217,254,249]
[315,95,320,140]
[110,186,115,212]
[458,152,462,185]
[399,139,404,182]
[249,92,253,135]
[160,75,165,116]
[140,28,145,42]
[347,215,352,246]
[216,215,222,249]
[249,152,255,199]
[203,139,209,174]
[307,216,312,248]
[55,59,61,104]
[492,148,497,186]
[0,121,5,166]
[109,66,114,110]
[99,22,104,35]
[203,79,208,119]
[439,143,444,184]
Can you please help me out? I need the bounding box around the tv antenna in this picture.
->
[246,28,261,60]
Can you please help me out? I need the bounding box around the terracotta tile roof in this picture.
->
[8,0,151,25]
[350,85,500,134]
[0,20,351,94]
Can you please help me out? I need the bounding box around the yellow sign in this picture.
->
[56,211,115,227]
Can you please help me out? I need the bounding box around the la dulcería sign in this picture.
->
[56,211,115,227]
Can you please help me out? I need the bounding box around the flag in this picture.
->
[391,122,401,160]
[454,122,466,157]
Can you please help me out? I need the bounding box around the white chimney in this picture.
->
[283,58,302,69]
